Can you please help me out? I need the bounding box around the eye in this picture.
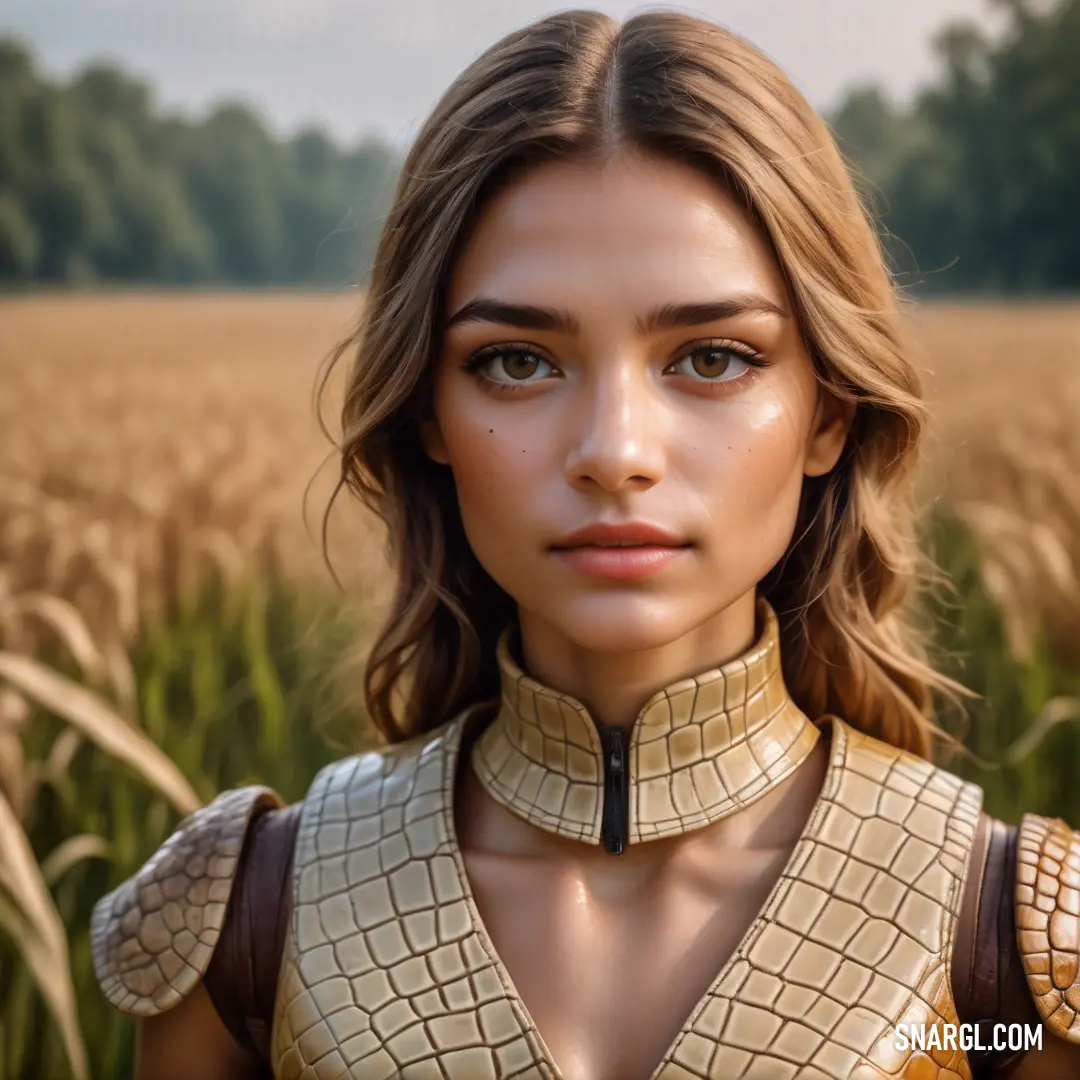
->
[464,345,557,385]
[666,343,762,382]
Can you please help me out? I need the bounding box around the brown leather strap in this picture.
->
[956,814,1042,1077]
[954,810,992,1018]
[203,801,302,1069]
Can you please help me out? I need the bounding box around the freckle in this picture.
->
[727,445,732,451]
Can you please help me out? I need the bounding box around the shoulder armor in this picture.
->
[90,785,283,1016]
[1015,811,1080,1042]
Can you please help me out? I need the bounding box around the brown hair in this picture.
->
[317,8,961,757]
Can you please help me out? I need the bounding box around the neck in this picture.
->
[470,596,821,854]
[515,589,758,729]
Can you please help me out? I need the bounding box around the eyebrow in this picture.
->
[442,295,789,335]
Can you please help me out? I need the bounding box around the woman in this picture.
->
[91,9,1080,1079]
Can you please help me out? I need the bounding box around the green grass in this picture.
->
[926,509,1080,825]
[3,508,1080,1078]
[1,574,371,1080]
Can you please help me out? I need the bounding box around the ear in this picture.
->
[418,408,450,466]
[803,389,855,478]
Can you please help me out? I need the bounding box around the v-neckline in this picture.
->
[440,707,845,1080]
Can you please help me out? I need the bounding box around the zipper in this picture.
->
[599,724,629,855]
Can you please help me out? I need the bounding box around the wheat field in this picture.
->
[5,293,1071,658]
[910,303,1080,662]
[0,292,385,602]
[2,293,1080,1078]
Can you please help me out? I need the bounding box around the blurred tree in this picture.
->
[0,190,39,278]
[177,104,289,282]
[831,0,1080,294]
[0,39,399,286]
[3,0,1078,292]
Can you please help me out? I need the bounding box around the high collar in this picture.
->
[469,597,821,852]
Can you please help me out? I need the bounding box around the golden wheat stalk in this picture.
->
[0,652,200,815]
[0,788,90,1080]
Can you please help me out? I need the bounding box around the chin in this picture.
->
[545,596,708,655]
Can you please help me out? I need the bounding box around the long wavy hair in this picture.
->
[317,8,963,758]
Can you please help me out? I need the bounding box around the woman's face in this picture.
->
[422,150,850,655]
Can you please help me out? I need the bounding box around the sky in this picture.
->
[2,0,1006,151]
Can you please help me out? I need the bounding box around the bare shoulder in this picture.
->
[1009,1028,1080,1080]
[136,983,263,1080]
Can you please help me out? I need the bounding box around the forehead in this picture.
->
[445,150,788,310]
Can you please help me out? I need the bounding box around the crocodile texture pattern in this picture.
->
[473,599,822,845]
[90,785,283,1016]
[1015,813,1080,1042]
[271,711,983,1079]
[657,720,981,1080]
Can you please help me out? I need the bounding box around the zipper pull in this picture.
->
[600,726,629,855]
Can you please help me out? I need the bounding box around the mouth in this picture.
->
[549,532,692,580]
[550,521,690,550]
[551,540,690,549]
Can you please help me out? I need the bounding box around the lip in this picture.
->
[549,520,691,580]
[550,520,688,549]
[552,545,689,579]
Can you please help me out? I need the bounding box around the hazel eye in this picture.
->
[668,347,755,382]
[475,349,555,383]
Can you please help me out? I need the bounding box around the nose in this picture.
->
[563,363,666,493]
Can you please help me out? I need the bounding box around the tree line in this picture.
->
[1,0,1078,292]
[0,38,398,285]
[830,0,1080,295]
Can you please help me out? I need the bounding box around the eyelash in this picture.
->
[460,339,770,394]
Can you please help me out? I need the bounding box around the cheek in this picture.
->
[433,387,551,558]
[690,395,809,552]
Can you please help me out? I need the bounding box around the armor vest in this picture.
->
[268,709,983,1078]
[94,602,1080,1076]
